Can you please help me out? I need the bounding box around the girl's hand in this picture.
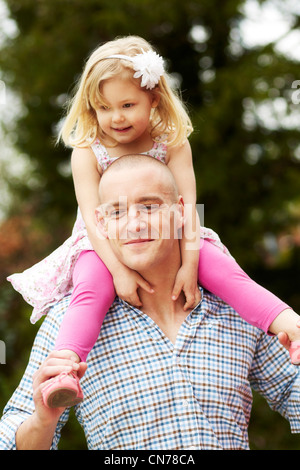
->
[277,332,290,351]
[172,264,201,311]
[113,266,154,307]
[277,317,300,351]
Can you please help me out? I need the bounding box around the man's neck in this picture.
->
[137,273,191,345]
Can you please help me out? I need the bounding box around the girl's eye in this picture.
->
[123,103,133,108]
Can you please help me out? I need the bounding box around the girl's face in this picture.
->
[95,76,159,148]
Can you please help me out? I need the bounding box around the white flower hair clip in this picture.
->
[106,49,165,89]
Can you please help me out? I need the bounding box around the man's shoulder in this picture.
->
[199,288,263,337]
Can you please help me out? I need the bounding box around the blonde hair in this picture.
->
[59,36,193,148]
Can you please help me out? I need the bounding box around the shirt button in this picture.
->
[173,354,181,365]
[182,399,189,408]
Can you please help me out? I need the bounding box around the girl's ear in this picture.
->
[95,208,109,240]
[151,92,160,108]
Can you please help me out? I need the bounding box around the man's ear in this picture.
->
[172,196,185,240]
[176,196,185,229]
[95,207,108,240]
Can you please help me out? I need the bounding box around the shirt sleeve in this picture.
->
[249,331,300,433]
[0,299,71,450]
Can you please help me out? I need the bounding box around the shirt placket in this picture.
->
[171,310,221,450]
[122,299,221,449]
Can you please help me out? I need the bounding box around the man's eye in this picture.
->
[110,209,126,219]
[140,204,160,212]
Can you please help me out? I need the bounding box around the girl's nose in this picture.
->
[112,110,124,123]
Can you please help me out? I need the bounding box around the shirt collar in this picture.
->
[116,286,205,327]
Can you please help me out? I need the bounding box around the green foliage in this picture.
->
[1,0,300,450]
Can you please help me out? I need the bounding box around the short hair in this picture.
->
[100,154,179,202]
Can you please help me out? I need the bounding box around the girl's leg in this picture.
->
[54,250,116,362]
[43,250,115,408]
[198,239,290,334]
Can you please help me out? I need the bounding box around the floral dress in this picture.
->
[7,138,230,324]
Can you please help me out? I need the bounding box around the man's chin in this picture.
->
[120,240,157,269]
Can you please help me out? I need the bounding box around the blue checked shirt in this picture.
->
[1,288,300,450]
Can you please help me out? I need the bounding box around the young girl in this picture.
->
[8,35,300,409]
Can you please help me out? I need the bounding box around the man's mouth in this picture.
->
[124,238,154,245]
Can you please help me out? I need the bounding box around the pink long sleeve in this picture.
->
[55,250,115,361]
[199,240,290,334]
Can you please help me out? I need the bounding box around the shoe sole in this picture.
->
[46,388,83,408]
[291,358,300,365]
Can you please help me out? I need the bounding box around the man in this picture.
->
[0,155,299,450]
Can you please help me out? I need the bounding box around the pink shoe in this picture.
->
[289,340,300,365]
[42,372,84,408]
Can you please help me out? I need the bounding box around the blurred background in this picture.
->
[1,0,300,450]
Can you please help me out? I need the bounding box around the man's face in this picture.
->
[97,165,184,274]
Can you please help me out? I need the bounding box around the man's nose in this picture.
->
[126,208,147,233]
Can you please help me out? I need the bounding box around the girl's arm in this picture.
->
[71,147,120,273]
[71,147,153,306]
[167,143,300,346]
[167,139,201,309]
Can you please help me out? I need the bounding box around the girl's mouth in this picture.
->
[113,126,132,133]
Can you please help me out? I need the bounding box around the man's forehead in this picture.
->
[100,194,165,209]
